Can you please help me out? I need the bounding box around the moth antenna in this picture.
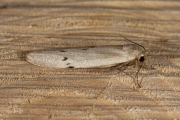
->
[118,35,146,52]
[87,81,112,115]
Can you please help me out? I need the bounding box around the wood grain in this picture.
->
[0,0,180,119]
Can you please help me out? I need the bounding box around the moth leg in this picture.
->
[134,60,143,88]
[112,62,142,89]
[142,62,155,70]
[135,73,141,88]
[115,64,138,89]
[114,62,130,74]
[135,59,139,69]
[99,64,126,74]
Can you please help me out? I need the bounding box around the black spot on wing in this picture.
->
[68,66,74,68]
[66,63,70,65]
[60,50,66,52]
[62,57,68,61]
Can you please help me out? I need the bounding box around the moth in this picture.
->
[26,36,147,88]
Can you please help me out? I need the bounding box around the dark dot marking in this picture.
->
[60,50,66,52]
[89,46,95,48]
[139,56,145,62]
[62,57,68,61]
[66,63,70,65]
[68,66,74,68]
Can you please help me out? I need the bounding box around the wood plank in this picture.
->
[0,0,180,119]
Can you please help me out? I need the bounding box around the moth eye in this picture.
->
[139,56,145,62]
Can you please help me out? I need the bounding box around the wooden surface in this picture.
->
[0,0,180,119]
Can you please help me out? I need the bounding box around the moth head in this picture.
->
[137,51,147,64]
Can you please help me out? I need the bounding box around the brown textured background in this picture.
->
[0,0,180,119]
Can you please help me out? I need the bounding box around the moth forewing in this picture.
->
[26,42,147,88]
[26,45,141,69]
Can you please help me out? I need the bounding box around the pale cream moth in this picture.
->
[26,36,146,88]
